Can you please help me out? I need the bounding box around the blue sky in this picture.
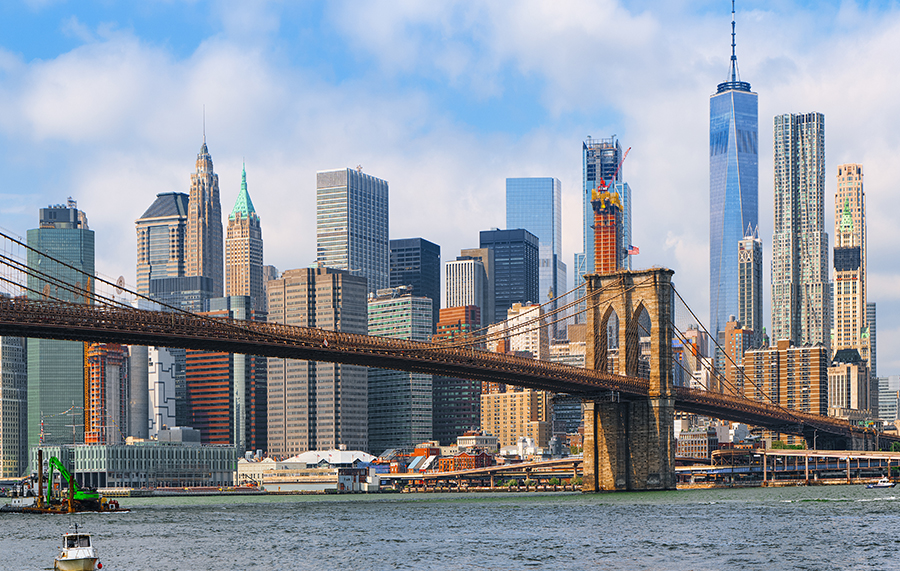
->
[1,0,899,374]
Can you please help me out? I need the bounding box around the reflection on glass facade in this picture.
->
[709,79,758,341]
[479,229,539,324]
[26,203,95,461]
[506,177,566,306]
[316,168,389,294]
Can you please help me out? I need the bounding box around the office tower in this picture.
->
[506,177,567,306]
[445,257,490,328]
[833,164,868,364]
[710,6,758,343]
[828,349,875,417]
[367,286,433,454]
[867,302,877,379]
[26,200,94,454]
[459,247,494,325]
[480,229,540,324]
[432,307,482,445]
[878,375,899,422]
[225,165,265,312]
[266,268,368,456]
[0,335,27,477]
[504,303,549,360]
[262,265,279,283]
[480,389,551,448]
[390,238,441,334]
[135,192,189,295]
[146,346,177,438]
[185,296,266,451]
[591,189,624,274]
[743,340,828,415]
[582,136,632,274]
[187,136,224,297]
[716,317,753,395]
[128,344,149,440]
[316,168,389,294]
[738,228,763,346]
[85,344,129,445]
[772,112,829,346]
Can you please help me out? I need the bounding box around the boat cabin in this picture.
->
[65,534,92,549]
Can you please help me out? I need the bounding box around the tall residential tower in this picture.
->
[771,113,829,346]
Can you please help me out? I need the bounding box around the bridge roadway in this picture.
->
[0,297,890,445]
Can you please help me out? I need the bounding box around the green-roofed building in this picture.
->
[225,164,265,312]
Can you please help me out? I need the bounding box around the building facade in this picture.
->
[480,389,551,449]
[738,229,763,347]
[771,112,830,346]
[431,306,483,446]
[445,257,489,328]
[479,229,539,324]
[186,137,224,298]
[709,9,758,344]
[506,177,566,308]
[582,136,631,275]
[743,339,828,416]
[85,344,129,445]
[828,349,875,418]
[867,302,877,380]
[266,268,368,456]
[186,296,266,453]
[225,165,265,312]
[316,168,389,294]
[389,238,440,334]
[367,287,433,455]
[0,335,27,477]
[26,201,94,456]
[147,346,178,438]
[135,192,189,295]
[833,164,868,369]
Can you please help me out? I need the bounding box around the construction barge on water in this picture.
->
[2,450,124,514]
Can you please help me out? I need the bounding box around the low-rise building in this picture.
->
[456,431,499,452]
[33,429,235,489]
[436,451,493,472]
[676,428,719,460]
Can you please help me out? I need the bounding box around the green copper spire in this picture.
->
[230,163,258,221]
[840,197,853,233]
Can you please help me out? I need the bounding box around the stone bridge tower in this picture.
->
[582,268,676,492]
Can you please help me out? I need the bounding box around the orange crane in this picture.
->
[596,146,631,194]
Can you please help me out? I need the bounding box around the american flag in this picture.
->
[627,245,640,255]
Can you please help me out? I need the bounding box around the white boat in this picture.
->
[866,476,896,489]
[54,525,101,571]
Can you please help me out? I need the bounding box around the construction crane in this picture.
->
[595,146,631,195]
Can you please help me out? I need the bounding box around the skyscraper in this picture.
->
[833,164,868,364]
[709,5,758,342]
[0,334,27,477]
[506,177,566,304]
[867,302,877,380]
[445,256,490,328]
[225,165,265,312]
[389,238,441,334]
[266,268,368,456]
[26,200,94,454]
[581,137,631,275]
[772,112,829,346]
[316,168,389,295]
[367,286,433,454]
[135,192,189,295]
[187,136,224,298]
[85,343,129,445]
[432,307,482,446]
[480,229,540,324]
[738,227,763,346]
[186,296,266,452]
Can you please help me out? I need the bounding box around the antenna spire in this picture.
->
[730,0,737,82]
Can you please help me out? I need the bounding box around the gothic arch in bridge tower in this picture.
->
[582,268,676,492]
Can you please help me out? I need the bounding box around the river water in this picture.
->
[6,485,900,570]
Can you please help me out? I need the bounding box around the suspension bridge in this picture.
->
[0,229,891,491]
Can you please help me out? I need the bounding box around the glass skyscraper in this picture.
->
[479,229,540,324]
[506,177,567,306]
[390,238,441,334]
[26,201,94,457]
[316,168,389,295]
[709,10,758,342]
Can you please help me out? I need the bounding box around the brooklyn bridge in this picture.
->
[0,232,891,492]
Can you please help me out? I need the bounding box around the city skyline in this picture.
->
[0,2,899,373]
